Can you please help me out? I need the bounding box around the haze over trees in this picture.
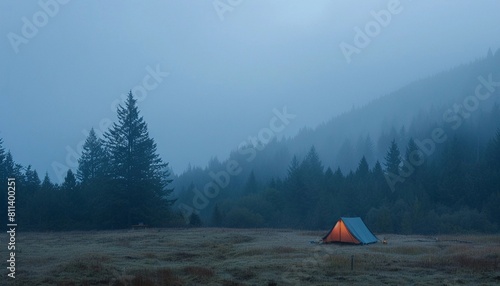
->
[0,50,499,233]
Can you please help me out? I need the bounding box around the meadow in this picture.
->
[1,228,499,285]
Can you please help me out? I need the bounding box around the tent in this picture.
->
[322,217,378,245]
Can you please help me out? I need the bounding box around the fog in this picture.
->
[1,0,500,182]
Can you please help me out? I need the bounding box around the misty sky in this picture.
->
[1,0,500,182]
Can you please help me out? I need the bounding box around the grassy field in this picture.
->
[1,228,499,285]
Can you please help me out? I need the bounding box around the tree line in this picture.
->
[202,130,500,233]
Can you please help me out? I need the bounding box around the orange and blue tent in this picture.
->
[322,217,378,245]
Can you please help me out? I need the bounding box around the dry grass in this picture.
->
[221,280,246,286]
[183,265,215,278]
[389,245,434,255]
[2,229,499,285]
[416,251,499,273]
[114,268,184,286]
[47,254,116,285]
[228,267,257,280]
[269,246,297,254]
[162,251,200,262]
[142,252,157,259]
[226,234,255,244]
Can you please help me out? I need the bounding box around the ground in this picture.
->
[1,228,499,285]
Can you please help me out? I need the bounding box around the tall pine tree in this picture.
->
[77,128,108,185]
[104,91,173,227]
[62,169,78,192]
[405,138,420,163]
[384,139,403,193]
[385,139,402,175]
[356,156,370,178]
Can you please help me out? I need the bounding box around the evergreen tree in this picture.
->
[354,156,371,215]
[3,152,24,189]
[77,128,109,228]
[33,173,63,229]
[77,128,108,185]
[59,169,81,227]
[325,167,334,179]
[24,166,41,195]
[372,161,384,178]
[324,167,334,190]
[402,138,424,184]
[104,91,174,227]
[371,160,389,202]
[333,167,343,181]
[286,156,301,180]
[356,156,370,178]
[22,166,41,227]
[41,172,55,192]
[62,169,77,192]
[301,146,324,227]
[383,140,404,193]
[303,146,324,177]
[405,138,420,163]
[384,139,402,175]
[284,155,305,224]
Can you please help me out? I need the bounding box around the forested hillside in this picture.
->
[174,50,500,233]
